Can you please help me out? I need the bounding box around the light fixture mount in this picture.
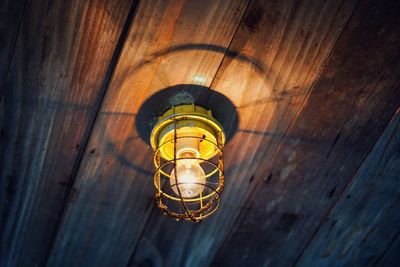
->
[150,104,225,222]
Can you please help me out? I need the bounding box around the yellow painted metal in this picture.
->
[150,104,225,160]
[150,104,225,222]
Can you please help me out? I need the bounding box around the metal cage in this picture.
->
[151,105,225,222]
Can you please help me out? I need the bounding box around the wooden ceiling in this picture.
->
[1,0,400,266]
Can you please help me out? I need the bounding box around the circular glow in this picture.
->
[170,160,206,198]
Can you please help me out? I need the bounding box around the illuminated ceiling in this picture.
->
[1,0,400,266]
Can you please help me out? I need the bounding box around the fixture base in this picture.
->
[150,104,225,161]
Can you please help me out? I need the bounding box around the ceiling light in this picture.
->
[150,104,225,222]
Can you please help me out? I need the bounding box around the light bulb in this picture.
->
[170,154,205,198]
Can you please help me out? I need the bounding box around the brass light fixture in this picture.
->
[150,104,225,222]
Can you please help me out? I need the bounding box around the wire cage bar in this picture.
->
[151,105,225,222]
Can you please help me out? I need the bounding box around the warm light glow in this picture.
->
[192,74,207,84]
[170,150,205,198]
[150,104,225,221]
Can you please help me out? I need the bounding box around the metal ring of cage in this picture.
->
[156,158,220,185]
[153,135,224,221]
[155,182,222,221]
[150,112,226,148]
[153,136,223,165]
[151,108,225,221]
[153,136,223,200]
[154,158,223,202]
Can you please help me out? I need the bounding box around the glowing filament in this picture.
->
[170,142,205,198]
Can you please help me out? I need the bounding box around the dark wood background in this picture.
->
[1,0,399,266]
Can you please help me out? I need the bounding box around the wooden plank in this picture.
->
[375,233,400,267]
[295,110,400,266]
[0,0,132,266]
[46,1,249,267]
[0,0,25,98]
[213,1,400,266]
[130,0,357,266]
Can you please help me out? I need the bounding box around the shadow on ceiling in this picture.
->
[136,84,239,145]
[131,43,273,145]
[127,43,268,77]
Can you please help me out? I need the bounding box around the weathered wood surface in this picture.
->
[295,110,400,266]
[0,0,25,98]
[0,0,132,266]
[46,1,249,267]
[130,0,357,266]
[213,1,400,266]
[375,233,400,267]
[1,0,400,266]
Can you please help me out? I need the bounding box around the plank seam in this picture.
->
[285,1,369,266]
[210,1,360,265]
[203,0,252,104]
[0,0,28,103]
[126,0,251,267]
[373,225,400,266]
[291,40,400,267]
[211,0,361,265]
[124,1,252,266]
[42,1,141,266]
[125,201,157,267]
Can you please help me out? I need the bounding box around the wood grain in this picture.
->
[214,1,400,266]
[46,1,249,267]
[1,1,399,266]
[295,110,400,266]
[130,0,357,266]
[0,0,132,266]
[375,232,400,267]
[0,0,25,98]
